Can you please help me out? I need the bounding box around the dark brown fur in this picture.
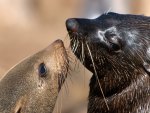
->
[66,12,150,113]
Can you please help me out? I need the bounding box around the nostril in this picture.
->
[66,18,79,32]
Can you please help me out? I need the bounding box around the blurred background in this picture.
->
[0,0,150,113]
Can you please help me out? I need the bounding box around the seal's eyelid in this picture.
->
[38,63,47,77]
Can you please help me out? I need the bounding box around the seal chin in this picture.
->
[58,73,67,92]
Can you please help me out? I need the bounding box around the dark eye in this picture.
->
[38,63,47,77]
[110,43,121,52]
[109,37,121,52]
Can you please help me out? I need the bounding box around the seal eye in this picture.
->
[38,63,47,77]
[105,32,121,52]
[108,36,121,52]
[110,43,121,52]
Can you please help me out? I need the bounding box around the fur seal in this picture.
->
[66,12,150,113]
[0,39,69,113]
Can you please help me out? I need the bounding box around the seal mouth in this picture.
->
[66,29,97,72]
[57,59,69,92]
[58,72,67,91]
[45,39,69,92]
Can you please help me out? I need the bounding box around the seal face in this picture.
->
[66,12,150,113]
[0,39,69,113]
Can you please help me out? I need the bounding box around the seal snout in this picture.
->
[53,39,64,47]
[53,39,65,49]
[66,18,79,32]
[46,39,65,51]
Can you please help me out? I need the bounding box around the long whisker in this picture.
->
[104,7,112,15]
[73,39,79,54]
[63,33,70,48]
[72,38,77,52]
[59,88,62,113]
[65,79,69,96]
[63,33,69,42]
[81,41,86,88]
[86,42,109,110]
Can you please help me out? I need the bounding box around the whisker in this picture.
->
[73,39,79,53]
[59,86,63,113]
[74,39,79,54]
[71,38,76,52]
[104,7,112,15]
[63,33,70,48]
[82,41,86,88]
[86,42,109,110]
[63,33,69,42]
[68,74,74,85]
[64,79,69,96]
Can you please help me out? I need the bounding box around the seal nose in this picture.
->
[47,39,64,51]
[53,39,64,49]
[66,18,79,32]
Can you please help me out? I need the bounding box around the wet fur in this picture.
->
[66,12,150,113]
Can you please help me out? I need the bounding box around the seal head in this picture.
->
[0,39,69,113]
[66,12,150,113]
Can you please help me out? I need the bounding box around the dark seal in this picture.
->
[66,12,150,113]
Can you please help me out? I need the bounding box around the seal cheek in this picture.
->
[38,79,46,89]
